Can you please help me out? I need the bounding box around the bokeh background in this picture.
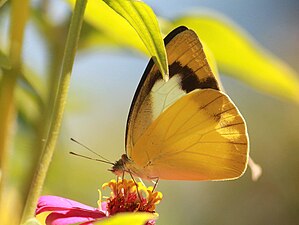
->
[1,0,299,224]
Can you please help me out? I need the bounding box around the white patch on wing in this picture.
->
[151,74,186,120]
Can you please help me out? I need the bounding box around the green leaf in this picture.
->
[72,0,167,80]
[68,0,147,52]
[102,0,168,80]
[0,50,11,69]
[95,212,157,225]
[79,21,118,49]
[173,13,299,102]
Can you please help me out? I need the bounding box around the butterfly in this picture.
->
[111,26,249,181]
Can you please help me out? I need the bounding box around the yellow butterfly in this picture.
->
[111,26,249,181]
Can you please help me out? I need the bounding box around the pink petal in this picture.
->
[36,196,98,215]
[46,209,106,225]
[36,195,108,225]
[99,202,107,212]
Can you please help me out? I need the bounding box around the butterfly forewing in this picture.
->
[129,89,249,181]
[126,26,220,156]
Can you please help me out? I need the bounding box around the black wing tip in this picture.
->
[164,26,189,45]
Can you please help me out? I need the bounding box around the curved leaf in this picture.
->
[68,0,146,52]
[95,212,157,225]
[173,13,299,102]
[102,0,168,80]
[68,0,168,80]
[104,0,169,80]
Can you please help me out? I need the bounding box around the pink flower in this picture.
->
[36,179,162,225]
[36,195,107,225]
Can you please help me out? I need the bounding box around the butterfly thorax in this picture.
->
[110,154,129,176]
[111,154,152,180]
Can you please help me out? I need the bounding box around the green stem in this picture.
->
[0,0,29,213]
[21,0,87,223]
[22,12,67,209]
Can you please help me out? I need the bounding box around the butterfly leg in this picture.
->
[121,170,125,181]
[151,177,159,192]
[115,175,120,198]
[128,170,142,201]
[115,171,126,197]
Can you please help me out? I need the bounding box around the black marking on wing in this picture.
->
[154,61,219,93]
[198,77,219,90]
[169,61,199,92]
[171,61,219,92]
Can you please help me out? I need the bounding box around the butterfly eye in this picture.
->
[121,154,130,162]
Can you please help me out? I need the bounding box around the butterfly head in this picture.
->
[110,154,130,176]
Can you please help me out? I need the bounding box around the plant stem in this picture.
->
[20,0,87,223]
[0,0,29,212]
[22,10,67,209]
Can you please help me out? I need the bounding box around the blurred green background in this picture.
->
[1,0,299,224]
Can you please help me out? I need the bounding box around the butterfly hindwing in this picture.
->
[126,26,220,156]
[129,89,248,181]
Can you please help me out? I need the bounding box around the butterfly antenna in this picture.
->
[69,152,114,165]
[70,138,113,163]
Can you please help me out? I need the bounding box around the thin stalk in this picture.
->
[0,0,29,211]
[22,12,67,208]
[20,0,87,223]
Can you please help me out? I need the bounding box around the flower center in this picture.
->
[102,179,162,216]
